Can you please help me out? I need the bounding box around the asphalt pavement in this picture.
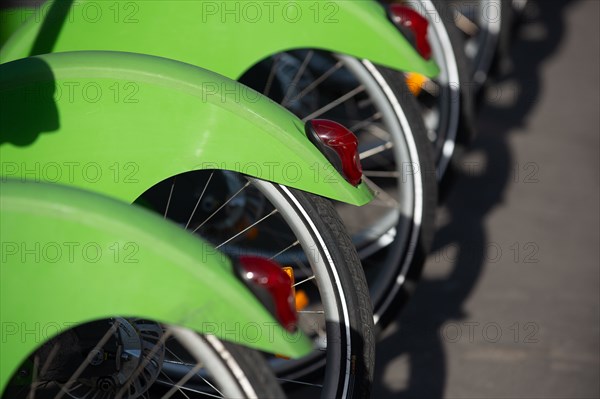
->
[373,1,600,398]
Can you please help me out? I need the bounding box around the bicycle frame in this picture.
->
[0,51,374,205]
[0,180,312,390]
[0,0,439,78]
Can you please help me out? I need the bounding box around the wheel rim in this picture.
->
[450,0,502,85]
[135,171,356,397]
[3,321,259,399]
[240,51,424,323]
[407,0,463,178]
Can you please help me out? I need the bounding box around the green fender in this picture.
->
[0,0,439,78]
[0,6,35,47]
[0,180,312,390]
[0,51,374,205]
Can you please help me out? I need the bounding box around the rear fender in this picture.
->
[0,0,439,77]
[0,51,374,205]
[0,180,312,389]
[0,6,35,47]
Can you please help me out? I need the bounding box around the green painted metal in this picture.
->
[0,180,312,390]
[0,51,374,205]
[0,7,35,47]
[0,0,439,78]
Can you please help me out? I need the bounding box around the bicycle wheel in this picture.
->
[2,321,284,399]
[402,0,476,182]
[135,170,374,398]
[448,0,510,87]
[240,51,437,329]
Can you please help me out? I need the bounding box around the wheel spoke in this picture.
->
[215,209,279,249]
[269,240,300,260]
[285,61,343,106]
[115,329,173,399]
[359,141,393,160]
[301,85,366,122]
[27,345,61,398]
[39,345,60,378]
[284,250,315,282]
[263,54,282,96]
[191,181,251,234]
[158,383,223,399]
[185,172,214,229]
[277,378,323,388]
[281,50,314,106]
[164,177,177,219]
[362,170,401,178]
[160,365,197,399]
[349,112,383,132]
[255,224,315,284]
[417,77,441,97]
[162,345,223,399]
[454,9,479,35]
[293,275,316,287]
[25,356,40,399]
[55,321,121,399]
[363,122,392,142]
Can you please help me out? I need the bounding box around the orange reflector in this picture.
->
[282,266,294,283]
[295,290,309,311]
[276,266,296,360]
[405,72,428,97]
[282,266,296,309]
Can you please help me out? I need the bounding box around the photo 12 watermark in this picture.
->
[1,241,139,264]
[459,161,541,184]
[1,321,78,345]
[199,1,340,24]
[431,240,541,264]
[1,1,141,26]
[441,321,541,344]
[1,161,140,185]
[22,81,140,105]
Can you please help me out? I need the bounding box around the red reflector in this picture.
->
[238,256,297,331]
[389,4,432,61]
[305,119,363,187]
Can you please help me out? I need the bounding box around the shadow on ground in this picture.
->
[373,1,575,397]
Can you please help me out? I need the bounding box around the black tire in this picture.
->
[274,187,375,399]
[202,337,287,399]
[362,67,438,329]
[136,172,375,398]
[434,0,477,143]
[447,0,504,88]
[429,0,478,197]
[490,0,516,78]
[2,322,287,399]
[240,53,438,333]
[158,330,289,398]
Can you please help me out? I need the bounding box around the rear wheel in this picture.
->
[362,66,437,326]
[136,170,375,398]
[448,0,508,88]
[405,0,476,187]
[240,51,438,330]
[3,321,285,399]
[5,166,377,398]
